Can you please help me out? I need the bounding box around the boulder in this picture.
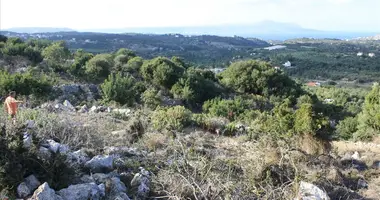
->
[58,144,70,154]
[85,155,114,173]
[297,181,330,200]
[130,167,151,200]
[105,177,129,200]
[28,182,62,200]
[46,139,61,153]
[38,147,52,160]
[58,183,102,200]
[26,120,35,129]
[17,175,41,198]
[66,149,90,168]
[98,183,106,197]
[112,193,131,200]
[17,182,32,198]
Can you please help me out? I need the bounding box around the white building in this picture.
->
[357,52,363,56]
[369,53,376,58]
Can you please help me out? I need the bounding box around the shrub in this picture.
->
[0,70,52,98]
[202,95,269,120]
[85,54,114,81]
[336,117,358,140]
[171,68,223,106]
[101,73,139,106]
[140,57,185,88]
[0,124,78,194]
[152,106,192,131]
[142,88,162,109]
[218,60,303,98]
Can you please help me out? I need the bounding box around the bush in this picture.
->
[336,117,358,140]
[85,54,114,81]
[171,68,223,106]
[152,106,192,131]
[140,57,185,88]
[0,124,78,194]
[202,95,269,121]
[142,88,162,109]
[101,73,140,106]
[0,70,52,98]
[218,60,303,98]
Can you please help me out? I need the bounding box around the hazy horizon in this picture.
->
[1,0,379,32]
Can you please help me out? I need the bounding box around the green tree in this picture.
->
[100,73,138,106]
[142,88,162,109]
[355,83,380,140]
[42,41,70,64]
[70,49,93,77]
[171,68,223,106]
[336,117,358,140]
[85,54,113,81]
[122,56,144,75]
[140,57,185,88]
[294,103,315,134]
[219,60,302,98]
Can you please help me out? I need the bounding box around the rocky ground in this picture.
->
[1,97,380,200]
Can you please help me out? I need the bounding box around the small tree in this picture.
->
[85,54,113,81]
[355,82,380,141]
[101,73,138,106]
[140,57,185,88]
[142,88,162,109]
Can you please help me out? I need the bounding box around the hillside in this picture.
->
[2,34,380,199]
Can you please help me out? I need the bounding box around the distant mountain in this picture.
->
[80,21,377,40]
[3,27,76,33]
[2,21,378,40]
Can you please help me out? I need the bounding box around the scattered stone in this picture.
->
[107,107,112,113]
[113,109,131,116]
[98,184,106,197]
[23,132,32,149]
[357,178,368,189]
[112,193,130,200]
[104,146,143,157]
[130,167,151,200]
[78,105,89,113]
[18,175,41,198]
[298,181,330,200]
[90,106,98,113]
[28,182,62,200]
[85,155,114,173]
[46,139,61,153]
[92,173,118,184]
[351,151,360,160]
[63,100,76,112]
[67,149,90,166]
[58,183,102,200]
[38,147,52,160]
[26,120,35,129]
[58,144,70,154]
[17,182,32,198]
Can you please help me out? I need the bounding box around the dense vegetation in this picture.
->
[1,34,380,199]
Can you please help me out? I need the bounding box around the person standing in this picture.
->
[4,91,23,124]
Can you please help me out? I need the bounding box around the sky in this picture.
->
[0,0,379,32]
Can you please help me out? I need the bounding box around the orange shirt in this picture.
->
[4,96,17,115]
